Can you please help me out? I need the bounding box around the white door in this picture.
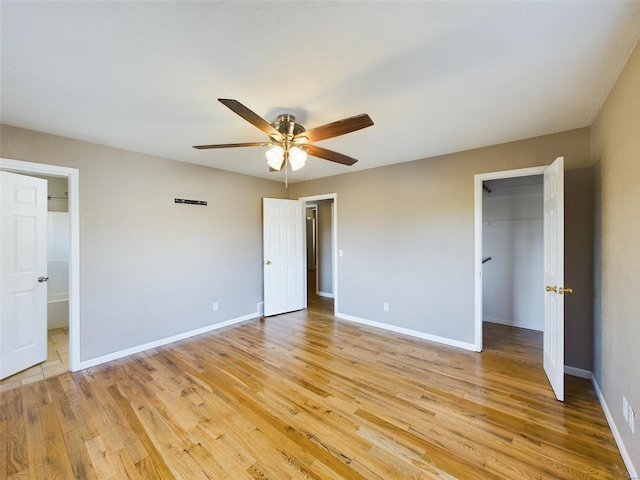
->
[1,171,48,379]
[543,157,565,401]
[263,198,305,317]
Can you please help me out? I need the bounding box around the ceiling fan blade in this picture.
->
[294,113,373,143]
[193,141,266,150]
[218,99,282,140]
[306,144,358,166]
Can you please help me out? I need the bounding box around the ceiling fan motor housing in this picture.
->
[272,114,305,139]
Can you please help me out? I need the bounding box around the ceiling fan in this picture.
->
[193,99,374,179]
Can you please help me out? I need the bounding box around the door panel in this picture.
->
[543,157,564,401]
[263,198,305,317]
[1,171,48,379]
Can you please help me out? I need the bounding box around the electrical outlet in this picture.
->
[623,396,629,421]
[383,302,389,312]
[213,302,218,312]
[629,407,636,434]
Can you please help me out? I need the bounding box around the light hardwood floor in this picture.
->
[0,296,629,479]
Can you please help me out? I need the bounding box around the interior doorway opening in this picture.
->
[475,158,566,401]
[482,175,544,333]
[305,200,334,299]
[474,165,547,351]
[300,193,337,315]
[306,204,318,294]
[4,173,72,385]
[0,158,80,379]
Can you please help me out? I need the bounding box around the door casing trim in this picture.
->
[0,157,81,371]
[298,193,337,314]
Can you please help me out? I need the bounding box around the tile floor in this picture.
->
[0,326,69,392]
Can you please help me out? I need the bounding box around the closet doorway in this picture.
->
[482,174,544,332]
[475,158,566,401]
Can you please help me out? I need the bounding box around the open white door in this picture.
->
[543,157,565,401]
[263,198,305,317]
[1,171,48,379]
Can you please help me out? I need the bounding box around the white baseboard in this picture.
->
[317,291,334,299]
[483,317,543,332]
[336,312,478,352]
[592,377,638,479]
[75,311,259,371]
[564,365,592,379]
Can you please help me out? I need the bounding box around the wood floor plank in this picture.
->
[67,373,125,454]
[0,296,630,479]
[247,427,323,480]
[84,435,117,479]
[89,384,149,465]
[110,449,144,480]
[1,388,27,479]
[45,375,81,439]
[106,384,175,480]
[19,384,50,480]
[185,441,229,479]
[62,428,98,480]
[38,402,75,478]
[190,429,254,479]
[161,350,367,479]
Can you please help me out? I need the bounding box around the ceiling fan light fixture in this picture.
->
[266,145,285,170]
[288,146,307,171]
[193,100,373,181]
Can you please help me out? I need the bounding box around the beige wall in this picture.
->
[1,124,287,362]
[564,168,594,370]
[291,128,592,349]
[1,123,599,374]
[591,40,640,467]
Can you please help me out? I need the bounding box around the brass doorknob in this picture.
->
[546,285,557,293]
[560,287,574,295]
[265,260,271,265]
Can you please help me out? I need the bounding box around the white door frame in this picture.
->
[474,165,547,351]
[0,157,80,372]
[299,193,337,314]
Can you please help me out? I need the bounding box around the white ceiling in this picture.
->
[2,1,640,184]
